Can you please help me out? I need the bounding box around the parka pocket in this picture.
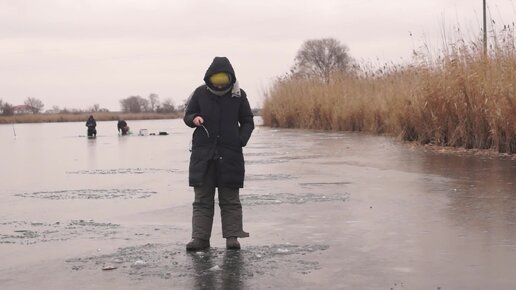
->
[218,147,245,186]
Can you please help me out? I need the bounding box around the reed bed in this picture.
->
[262,30,516,154]
[0,112,182,124]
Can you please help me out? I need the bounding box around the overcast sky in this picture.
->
[0,0,515,111]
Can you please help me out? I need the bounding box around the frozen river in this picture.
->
[0,117,515,289]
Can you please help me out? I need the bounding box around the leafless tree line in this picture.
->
[119,93,177,113]
[1,93,180,115]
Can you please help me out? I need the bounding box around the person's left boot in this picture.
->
[226,237,240,250]
[186,238,210,251]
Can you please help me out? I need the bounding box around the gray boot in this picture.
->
[186,238,210,251]
[226,237,241,250]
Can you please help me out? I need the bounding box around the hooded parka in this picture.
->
[184,57,254,188]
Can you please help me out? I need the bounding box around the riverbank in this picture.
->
[0,112,182,124]
[403,141,516,160]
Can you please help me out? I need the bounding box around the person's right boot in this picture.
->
[186,238,210,251]
[226,237,241,250]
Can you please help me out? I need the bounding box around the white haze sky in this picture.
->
[0,0,515,111]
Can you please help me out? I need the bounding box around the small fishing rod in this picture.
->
[188,124,210,152]
[12,123,16,138]
[201,124,210,138]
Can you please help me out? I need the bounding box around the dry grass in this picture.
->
[262,28,516,154]
[0,112,182,124]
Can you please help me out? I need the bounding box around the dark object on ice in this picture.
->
[186,238,210,251]
[86,115,97,137]
[159,131,168,135]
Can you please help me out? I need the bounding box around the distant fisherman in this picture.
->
[86,115,97,137]
[117,119,129,135]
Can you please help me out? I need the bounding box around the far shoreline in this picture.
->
[0,112,183,124]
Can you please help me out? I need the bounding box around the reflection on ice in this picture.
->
[66,242,329,284]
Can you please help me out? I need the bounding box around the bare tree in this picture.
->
[1,102,14,115]
[45,105,60,114]
[293,38,352,82]
[24,97,45,114]
[176,103,186,112]
[157,98,175,113]
[0,99,3,114]
[89,104,100,112]
[120,95,149,113]
[148,93,160,112]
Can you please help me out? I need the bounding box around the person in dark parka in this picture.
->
[117,119,129,135]
[86,115,97,137]
[184,56,254,251]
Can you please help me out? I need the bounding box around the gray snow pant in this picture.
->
[191,161,249,240]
